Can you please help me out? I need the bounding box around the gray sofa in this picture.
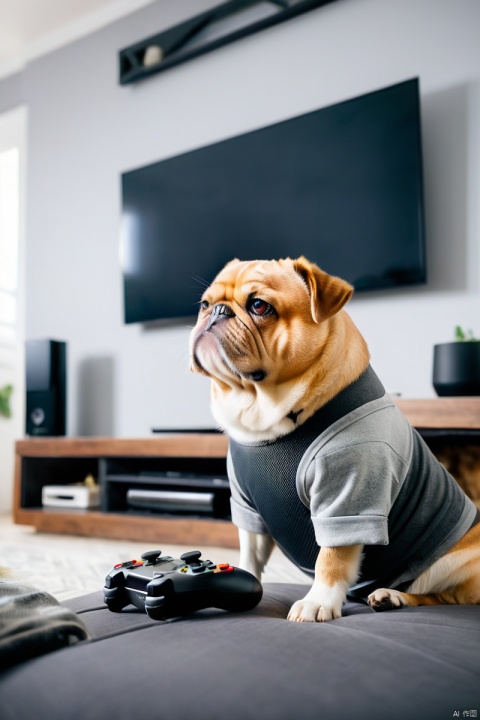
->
[0,582,479,720]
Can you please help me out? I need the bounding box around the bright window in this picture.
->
[0,147,19,341]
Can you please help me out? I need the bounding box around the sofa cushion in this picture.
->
[0,583,478,720]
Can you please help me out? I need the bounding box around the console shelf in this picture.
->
[13,399,480,545]
[393,397,480,430]
[14,434,238,547]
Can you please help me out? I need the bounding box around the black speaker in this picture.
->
[26,339,67,436]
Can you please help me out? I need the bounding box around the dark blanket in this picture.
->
[0,580,89,671]
[0,583,479,720]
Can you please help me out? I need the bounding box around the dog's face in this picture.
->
[190,256,353,385]
[190,256,363,440]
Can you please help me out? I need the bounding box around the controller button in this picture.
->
[206,562,216,569]
[114,563,123,569]
[218,563,229,570]
[131,561,144,567]
[180,551,202,564]
[191,565,206,574]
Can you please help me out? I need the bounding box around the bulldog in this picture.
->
[189,256,480,622]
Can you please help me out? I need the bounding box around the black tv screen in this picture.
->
[121,78,426,323]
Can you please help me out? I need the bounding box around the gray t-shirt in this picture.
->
[229,394,477,592]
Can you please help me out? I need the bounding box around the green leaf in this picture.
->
[454,326,478,342]
[454,325,465,341]
[0,385,13,418]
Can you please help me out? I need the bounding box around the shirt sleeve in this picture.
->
[300,442,408,547]
[227,450,269,535]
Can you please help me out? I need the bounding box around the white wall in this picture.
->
[2,0,480,437]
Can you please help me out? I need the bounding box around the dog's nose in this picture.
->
[207,303,235,330]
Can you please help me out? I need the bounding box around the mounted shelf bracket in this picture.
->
[119,0,337,85]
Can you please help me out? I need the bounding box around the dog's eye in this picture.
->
[200,300,210,310]
[249,298,273,317]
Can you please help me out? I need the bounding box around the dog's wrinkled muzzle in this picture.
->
[207,303,235,330]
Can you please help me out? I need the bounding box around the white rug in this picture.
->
[0,514,310,602]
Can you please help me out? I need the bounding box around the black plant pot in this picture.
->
[433,342,480,396]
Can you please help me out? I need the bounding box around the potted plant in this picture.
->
[433,327,480,396]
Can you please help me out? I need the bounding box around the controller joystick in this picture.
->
[104,549,263,620]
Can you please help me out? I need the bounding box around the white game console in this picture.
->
[42,484,100,509]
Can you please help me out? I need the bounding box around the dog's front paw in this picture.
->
[368,588,406,612]
[287,580,347,622]
[287,598,341,622]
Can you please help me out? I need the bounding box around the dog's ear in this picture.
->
[222,258,241,271]
[293,256,353,323]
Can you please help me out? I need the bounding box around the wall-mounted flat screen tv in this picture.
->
[121,77,426,323]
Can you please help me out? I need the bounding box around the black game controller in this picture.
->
[103,549,263,620]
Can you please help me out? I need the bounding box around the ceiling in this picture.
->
[0,0,157,80]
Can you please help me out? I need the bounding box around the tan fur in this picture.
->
[190,256,480,620]
[319,545,364,587]
[368,520,480,610]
